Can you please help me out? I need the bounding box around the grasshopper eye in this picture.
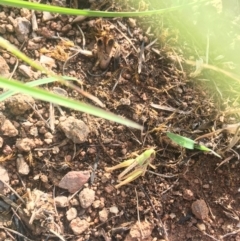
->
[97,38,103,47]
[107,38,114,47]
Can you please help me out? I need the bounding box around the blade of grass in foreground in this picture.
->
[0,76,77,101]
[0,77,142,130]
[1,0,208,17]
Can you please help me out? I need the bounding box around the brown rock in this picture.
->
[101,173,111,184]
[79,188,95,208]
[5,94,35,115]
[2,145,12,155]
[183,189,194,201]
[54,196,68,207]
[191,199,209,220]
[99,208,109,222]
[0,12,7,21]
[124,221,154,241]
[61,24,72,33]
[0,56,10,78]
[16,138,35,152]
[0,119,18,137]
[14,17,31,42]
[18,64,34,79]
[6,24,14,33]
[58,171,90,193]
[104,185,114,193]
[109,206,119,214]
[66,207,77,221]
[16,154,30,175]
[27,40,40,50]
[59,117,90,144]
[92,200,101,209]
[69,217,89,235]
[0,24,6,34]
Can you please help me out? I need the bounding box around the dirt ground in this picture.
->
[1,0,240,241]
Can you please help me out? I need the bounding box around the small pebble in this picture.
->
[58,171,90,193]
[18,64,34,78]
[183,189,194,201]
[16,138,36,152]
[66,207,77,221]
[126,221,154,240]
[29,126,38,137]
[44,132,53,139]
[105,185,114,193]
[203,184,210,189]
[0,119,18,137]
[92,200,101,209]
[44,138,52,144]
[15,17,31,42]
[79,188,95,209]
[101,173,111,183]
[69,198,79,206]
[16,154,30,175]
[69,218,90,235]
[191,199,209,220]
[169,213,176,219]
[194,179,199,184]
[5,94,35,115]
[109,206,119,214]
[99,208,109,222]
[197,223,206,231]
[54,196,68,207]
[128,18,136,28]
[0,56,10,78]
[59,117,90,144]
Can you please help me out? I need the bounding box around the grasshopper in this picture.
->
[105,148,156,188]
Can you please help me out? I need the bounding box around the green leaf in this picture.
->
[167,132,221,158]
[167,132,195,149]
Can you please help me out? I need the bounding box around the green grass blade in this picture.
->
[0,37,50,74]
[0,76,77,101]
[0,0,208,17]
[167,132,195,149]
[0,77,142,130]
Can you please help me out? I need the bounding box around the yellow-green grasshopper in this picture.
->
[105,148,156,188]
